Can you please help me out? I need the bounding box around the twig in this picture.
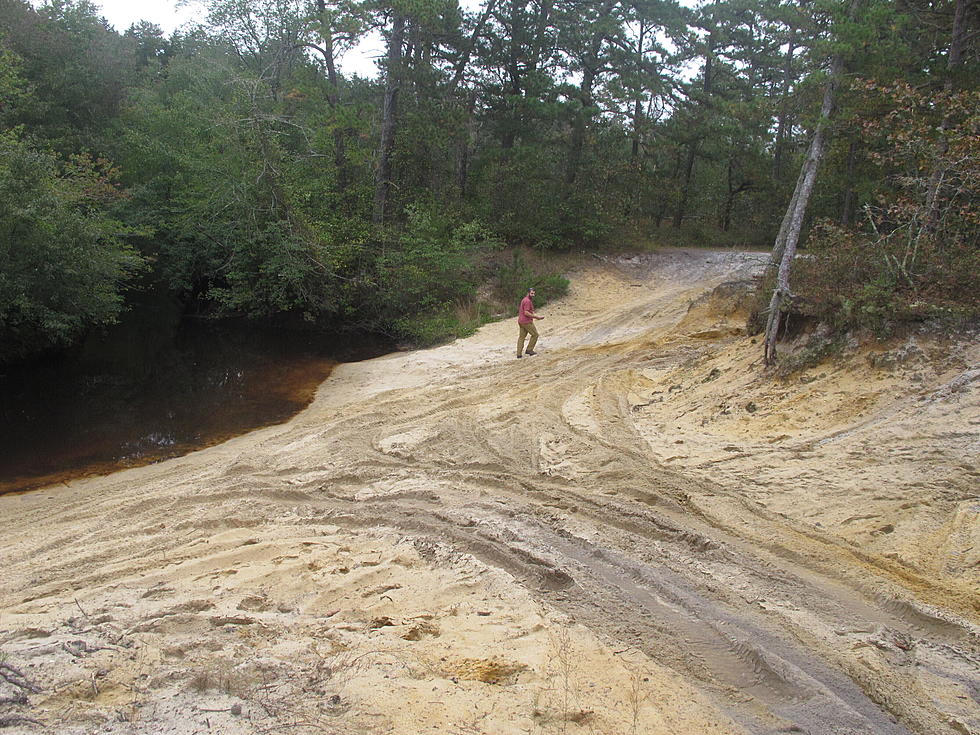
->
[255,720,338,734]
[0,715,44,728]
[0,662,41,694]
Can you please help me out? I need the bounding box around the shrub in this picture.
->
[0,133,144,362]
[793,220,979,336]
[387,247,570,348]
[377,202,502,315]
[779,82,979,337]
[492,251,570,312]
[391,299,492,347]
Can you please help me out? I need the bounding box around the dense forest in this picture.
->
[0,0,977,365]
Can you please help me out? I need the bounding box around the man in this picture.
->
[517,287,544,358]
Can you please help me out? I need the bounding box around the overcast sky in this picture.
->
[80,0,401,77]
[92,0,201,35]
[71,0,692,79]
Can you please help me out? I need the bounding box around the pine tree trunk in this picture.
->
[721,158,737,231]
[766,164,805,275]
[673,141,698,228]
[631,93,643,162]
[313,1,347,192]
[501,2,525,151]
[455,92,477,198]
[323,39,347,191]
[674,47,712,229]
[840,139,858,226]
[373,12,406,226]
[566,67,595,185]
[772,27,797,181]
[629,19,647,166]
[445,0,498,99]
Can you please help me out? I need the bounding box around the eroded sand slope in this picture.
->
[1,249,978,735]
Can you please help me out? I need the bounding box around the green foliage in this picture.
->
[388,244,570,347]
[465,143,623,250]
[377,202,502,332]
[491,250,570,310]
[794,81,980,335]
[206,221,337,317]
[794,221,979,336]
[0,131,144,361]
[391,300,492,347]
[111,43,366,319]
[1,0,137,153]
[773,329,845,377]
[647,221,772,250]
[0,45,28,122]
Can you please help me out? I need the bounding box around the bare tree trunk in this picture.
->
[840,139,858,226]
[315,0,347,192]
[763,40,850,364]
[373,12,406,226]
[673,140,699,228]
[922,0,968,232]
[674,45,713,228]
[566,66,596,185]
[766,163,805,272]
[772,26,797,181]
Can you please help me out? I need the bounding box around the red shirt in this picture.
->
[518,295,534,325]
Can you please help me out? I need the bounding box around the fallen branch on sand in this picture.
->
[0,662,41,695]
[0,714,44,729]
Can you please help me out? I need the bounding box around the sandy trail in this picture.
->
[1,249,977,735]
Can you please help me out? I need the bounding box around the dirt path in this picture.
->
[1,249,977,735]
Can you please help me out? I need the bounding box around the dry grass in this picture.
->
[188,663,251,697]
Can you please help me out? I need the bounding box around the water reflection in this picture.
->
[0,295,389,494]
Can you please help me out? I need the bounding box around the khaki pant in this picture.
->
[517,321,538,356]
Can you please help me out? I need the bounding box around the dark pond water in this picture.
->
[0,290,390,495]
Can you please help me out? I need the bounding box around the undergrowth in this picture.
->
[491,249,571,312]
[746,221,978,371]
[772,328,847,377]
[785,221,979,337]
[391,248,571,348]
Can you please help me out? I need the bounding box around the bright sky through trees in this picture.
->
[49,0,697,77]
[26,0,370,75]
[88,0,199,33]
[41,0,485,77]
